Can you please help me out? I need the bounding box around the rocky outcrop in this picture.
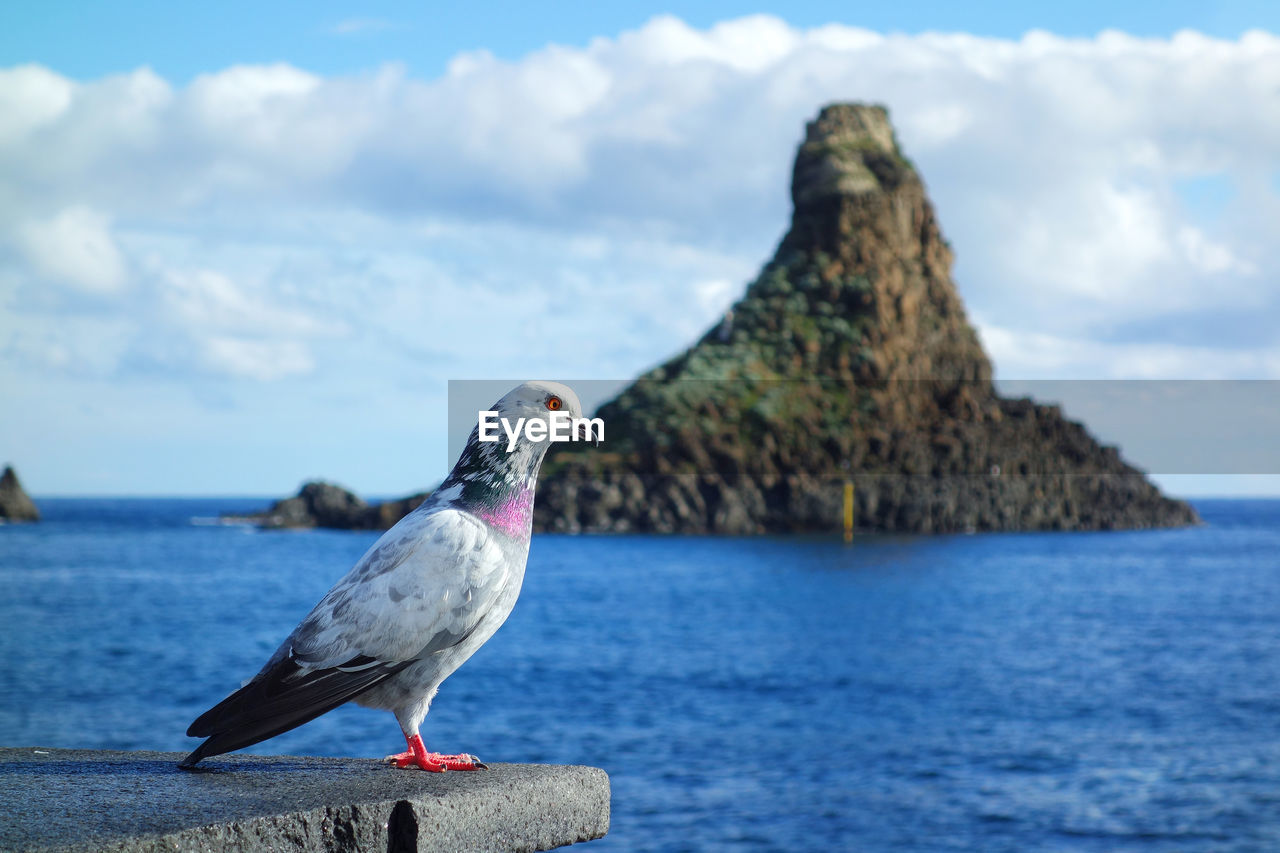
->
[226,481,429,530]
[235,103,1198,536]
[530,103,1198,534]
[0,465,39,522]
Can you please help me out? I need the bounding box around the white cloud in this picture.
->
[0,313,133,377]
[0,64,74,145]
[135,257,356,381]
[200,336,314,380]
[977,322,1280,379]
[157,267,341,338]
[185,64,319,129]
[1,15,1278,401]
[692,278,738,323]
[1176,225,1256,275]
[15,206,127,293]
[612,14,800,73]
[328,18,393,36]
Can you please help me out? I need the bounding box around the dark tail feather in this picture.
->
[180,739,218,768]
[179,694,347,767]
[180,656,409,767]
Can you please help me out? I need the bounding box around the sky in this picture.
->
[2,2,1279,496]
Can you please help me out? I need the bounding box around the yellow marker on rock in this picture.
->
[843,481,854,543]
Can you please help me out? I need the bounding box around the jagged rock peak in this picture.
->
[791,103,912,209]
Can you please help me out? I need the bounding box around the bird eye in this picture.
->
[547,396,563,411]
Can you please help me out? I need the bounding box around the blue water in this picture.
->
[3,499,1280,851]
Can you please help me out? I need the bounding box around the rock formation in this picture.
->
[530,103,1198,534]
[235,103,1197,536]
[0,465,39,522]
[225,481,429,530]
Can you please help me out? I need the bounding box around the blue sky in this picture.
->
[5,1,1277,81]
[2,3,1279,496]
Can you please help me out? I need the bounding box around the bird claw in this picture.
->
[385,750,445,772]
[384,749,486,772]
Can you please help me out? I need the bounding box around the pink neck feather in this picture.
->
[474,488,534,537]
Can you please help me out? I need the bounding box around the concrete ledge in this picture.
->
[0,747,609,852]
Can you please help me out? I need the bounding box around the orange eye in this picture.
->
[547,395,563,411]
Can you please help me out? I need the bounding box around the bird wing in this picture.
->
[183,507,515,763]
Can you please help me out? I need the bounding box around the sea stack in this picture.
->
[532,103,1199,534]
[0,465,40,522]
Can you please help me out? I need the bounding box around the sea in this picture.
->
[2,497,1279,852]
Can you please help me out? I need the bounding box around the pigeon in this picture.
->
[181,380,585,771]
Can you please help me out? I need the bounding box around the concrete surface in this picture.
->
[0,747,609,852]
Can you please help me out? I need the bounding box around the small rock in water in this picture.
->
[0,465,39,522]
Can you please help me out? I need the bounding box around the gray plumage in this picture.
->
[182,381,583,768]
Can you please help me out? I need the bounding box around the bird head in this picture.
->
[477,380,597,460]
[436,381,591,514]
[490,380,585,428]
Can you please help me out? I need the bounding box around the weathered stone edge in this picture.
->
[33,764,610,853]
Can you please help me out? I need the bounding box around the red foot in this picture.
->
[384,734,487,772]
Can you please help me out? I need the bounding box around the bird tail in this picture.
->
[180,656,409,768]
[179,681,349,768]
